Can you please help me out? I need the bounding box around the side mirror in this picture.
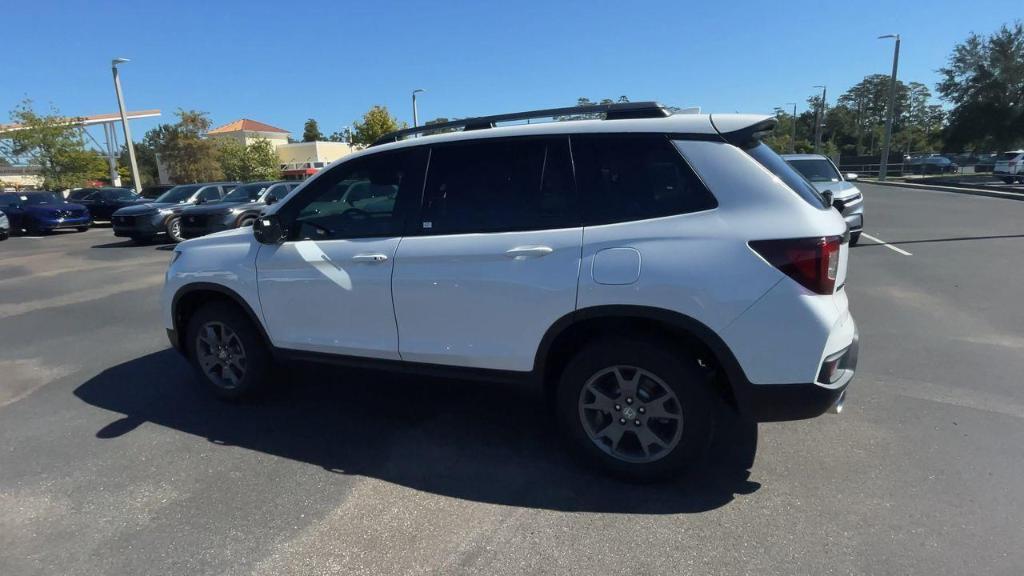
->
[195,196,207,204]
[264,194,278,206]
[822,190,834,207]
[253,214,285,245]
[845,173,859,181]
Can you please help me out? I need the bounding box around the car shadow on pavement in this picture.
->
[91,239,177,250]
[856,233,1024,247]
[74,349,760,514]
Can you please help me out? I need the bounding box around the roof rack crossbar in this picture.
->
[372,101,670,146]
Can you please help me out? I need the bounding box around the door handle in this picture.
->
[351,253,389,263]
[505,245,554,259]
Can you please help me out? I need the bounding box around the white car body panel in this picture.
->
[256,237,403,359]
[392,228,583,371]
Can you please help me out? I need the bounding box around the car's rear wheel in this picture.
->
[185,302,271,401]
[166,216,184,242]
[557,339,716,481]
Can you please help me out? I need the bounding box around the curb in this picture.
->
[861,179,1024,201]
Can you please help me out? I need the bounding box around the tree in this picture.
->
[157,109,223,183]
[327,127,352,143]
[5,100,101,190]
[302,118,324,142]
[216,137,280,181]
[938,22,1024,150]
[350,106,405,147]
[422,117,458,135]
[557,96,631,121]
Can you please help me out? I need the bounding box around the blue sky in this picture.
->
[4,0,1019,142]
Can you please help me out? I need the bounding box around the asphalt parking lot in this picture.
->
[2,183,1023,575]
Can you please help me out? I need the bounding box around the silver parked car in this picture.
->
[782,154,864,245]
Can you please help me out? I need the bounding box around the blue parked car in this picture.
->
[0,191,92,235]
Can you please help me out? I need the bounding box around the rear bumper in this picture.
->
[735,330,858,421]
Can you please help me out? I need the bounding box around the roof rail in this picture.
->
[371,101,671,146]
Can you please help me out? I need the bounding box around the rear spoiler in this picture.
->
[709,114,777,146]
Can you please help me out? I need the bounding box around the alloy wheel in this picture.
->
[194,321,247,390]
[578,365,684,463]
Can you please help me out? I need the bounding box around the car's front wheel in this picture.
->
[166,216,185,242]
[185,302,272,401]
[557,339,717,481]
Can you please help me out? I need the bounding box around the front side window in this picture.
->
[101,188,137,200]
[155,185,201,204]
[223,183,268,202]
[281,149,423,240]
[198,186,223,202]
[572,135,717,225]
[786,158,841,183]
[69,189,96,200]
[419,136,577,235]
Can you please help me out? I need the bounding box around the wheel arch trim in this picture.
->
[171,282,271,355]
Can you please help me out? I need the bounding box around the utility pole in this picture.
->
[812,86,826,154]
[878,34,901,181]
[412,89,425,129]
[112,58,141,193]
[784,102,797,153]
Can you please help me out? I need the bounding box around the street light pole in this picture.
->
[784,102,797,153]
[112,58,141,193]
[812,86,826,154]
[878,34,901,181]
[412,89,425,128]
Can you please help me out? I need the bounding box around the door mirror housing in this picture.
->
[845,173,859,181]
[264,193,278,206]
[821,189,834,208]
[253,214,285,244]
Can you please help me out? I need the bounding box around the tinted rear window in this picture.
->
[572,135,717,225]
[745,143,828,209]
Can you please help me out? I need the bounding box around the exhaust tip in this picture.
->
[829,391,846,415]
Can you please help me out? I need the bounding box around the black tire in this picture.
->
[238,217,256,228]
[1003,177,1015,184]
[557,338,718,481]
[850,232,861,246]
[76,226,90,232]
[130,235,152,244]
[166,216,184,242]
[185,301,272,401]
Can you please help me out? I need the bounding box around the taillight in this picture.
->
[750,236,842,294]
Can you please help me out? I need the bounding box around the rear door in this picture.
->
[392,136,582,371]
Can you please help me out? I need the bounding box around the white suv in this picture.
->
[162,102,858,480]
[994,150,1024,184]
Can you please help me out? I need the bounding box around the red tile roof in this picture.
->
[208,118,290,135]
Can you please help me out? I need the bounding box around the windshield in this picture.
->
[154,185,201,204]
[745,143,828,208]
[140,186,170,199]
[23,192,66,205]
[786,159,841,183]
[222,183,269,203]
[102,188,138,200]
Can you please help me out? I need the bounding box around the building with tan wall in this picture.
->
[207,119,355,180]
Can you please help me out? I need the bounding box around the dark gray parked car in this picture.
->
[111,182,239,243]
[179,181,299,240]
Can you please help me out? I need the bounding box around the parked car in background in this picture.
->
[139,185,175,200]
[994,150,1024,184]
[0,209,9,240]
[164,104,857,480]
[68,187,143,221]
[782,154,864,245]
[904,154,958,175]
[111,182,238,243]
[974,154,997,173]
[179,181,299,239]
[0,191,92,234]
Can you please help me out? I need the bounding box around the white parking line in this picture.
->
[861,232,912,256]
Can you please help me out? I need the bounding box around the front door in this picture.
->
[392,136,583,372]
[256,148,426,359]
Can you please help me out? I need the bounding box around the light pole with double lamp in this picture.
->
[112,58,142,194]
[878,34,901,181]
